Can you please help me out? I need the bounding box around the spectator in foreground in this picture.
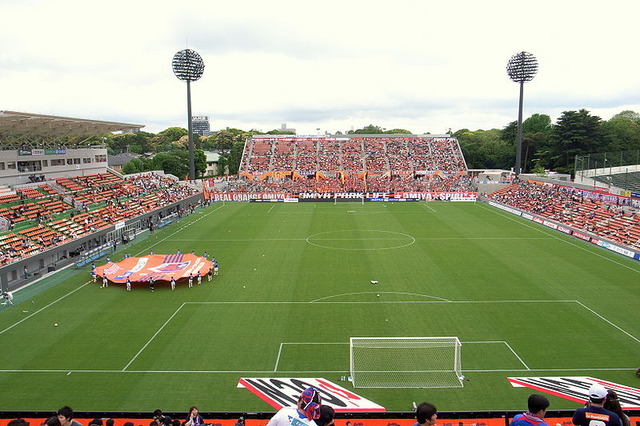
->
[315,406,335,426]
[510,394,550,426]
[41,417,60,426]
[57,406,83,426]
[603,390,631,426]
[152,410,171,426]
[185,406,204,426]
[573,384,622,426]
[266,387,322,426]
[414,401,438,426]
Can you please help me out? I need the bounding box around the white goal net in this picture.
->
[349,337,463,388]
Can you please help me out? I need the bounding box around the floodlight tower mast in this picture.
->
[506,51,538,177]
[172,49,205,181]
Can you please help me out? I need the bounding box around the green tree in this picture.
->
[601,110,640,153]
[216,155,229,176]
[457,129,511,169]
[154,127,188,152]
[212,128,248,153]
[384,128,412,134]
[349,124,384,134]
[121,157,147,174]
[548,109,604,173]
[265,129,295,135]
[193,148,207,177]
[523,113,552,134]
[152,152,189,179]
[225,141,245,174]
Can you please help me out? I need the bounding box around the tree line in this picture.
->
[94,110,640,179]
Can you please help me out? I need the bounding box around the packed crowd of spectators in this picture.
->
[488,180,640,248]
[232,136,472,194]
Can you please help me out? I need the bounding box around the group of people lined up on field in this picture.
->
[90,252,218,291]
[5,383,632,426]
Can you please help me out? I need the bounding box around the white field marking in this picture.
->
[267,204,276,214]
[0,366,636,374]
[169,238,309,242]
[3,300,635,374]
[166,236,553,243]
[306,229,416,251]
[478,203,640,274]
[575,300,640,344]
[184,299,574,305]
[0,281,92,336]
[422,203,437,213]
[0,368,351,373]
[461,340,531,371]
[310,292,451,303]
[463,340,530,370]
[184,299,640,344]
[121,303,187,371]
[137,204,225,256]
[273,342,346,372]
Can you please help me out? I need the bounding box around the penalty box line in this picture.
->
[120,299,639,372]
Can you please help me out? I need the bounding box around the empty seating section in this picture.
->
[0,172,199,265]
[489,181,640,248]
[235,135,472,193]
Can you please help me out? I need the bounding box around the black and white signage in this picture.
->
[508,376,640,409]
[238,377,385,412]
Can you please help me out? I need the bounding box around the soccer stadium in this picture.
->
[0,111,639,426]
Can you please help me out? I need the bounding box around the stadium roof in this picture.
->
[0,110,145,138]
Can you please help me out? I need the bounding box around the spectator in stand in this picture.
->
[316,406,335,426]
[603,389,631,426]
[57,406,83,426]
[184,406,204,426]
[510,394,550,426]
[266,387,322,426]
[41,417,60,426]
[152,409,171,426]
[573,384,622,426]
[413,401,438,426]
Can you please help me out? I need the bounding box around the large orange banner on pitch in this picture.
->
[94,254,212,283]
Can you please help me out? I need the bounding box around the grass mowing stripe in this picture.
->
[1,202,639,412]
[121,303,187,371]
[477,202,640,274]
[0,281,91,336]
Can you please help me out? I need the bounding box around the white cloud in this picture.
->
[1,0,639,135]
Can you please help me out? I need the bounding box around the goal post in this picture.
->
[349,337,463,389]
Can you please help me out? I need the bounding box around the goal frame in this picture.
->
[349,336,463,389]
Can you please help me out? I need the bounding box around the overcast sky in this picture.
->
[1,0,639,136]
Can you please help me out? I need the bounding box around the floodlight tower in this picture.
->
[506,51,538,177]
[172,48,205,181]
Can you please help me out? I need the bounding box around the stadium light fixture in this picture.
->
[172,48,205,181]
[506,51,538,177]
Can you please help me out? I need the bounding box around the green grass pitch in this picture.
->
[0,201,639,413]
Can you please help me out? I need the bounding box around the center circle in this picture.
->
[306,229,415,250]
